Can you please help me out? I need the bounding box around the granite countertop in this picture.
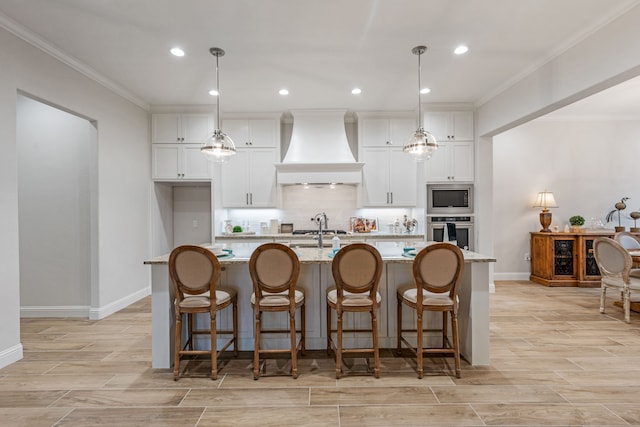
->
[144,242,496,265]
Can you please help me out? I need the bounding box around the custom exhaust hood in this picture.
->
[275,110,364,184]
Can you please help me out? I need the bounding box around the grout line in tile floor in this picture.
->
[1,281,640,426]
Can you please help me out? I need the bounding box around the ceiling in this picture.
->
[0,0,639,116]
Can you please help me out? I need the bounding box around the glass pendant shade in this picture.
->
[404,45,437,161]
[201,129,236,162]
[403,127,437,161]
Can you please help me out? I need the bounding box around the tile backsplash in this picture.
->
[224,185,422,234]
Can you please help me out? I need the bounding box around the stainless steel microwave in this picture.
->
[427,184,473,214]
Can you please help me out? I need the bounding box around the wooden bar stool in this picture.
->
[397,243,464,378]
[327,243,383,379]
[250,243,305,379]
[168,245,238,380]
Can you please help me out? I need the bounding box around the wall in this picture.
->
[17,95,95,314]
[0,26,149,368]
[493,118,640,279]
[173,185,212,246]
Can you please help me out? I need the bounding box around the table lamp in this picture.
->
[533,191,558,232]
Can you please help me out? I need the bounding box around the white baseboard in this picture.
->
[0,344,23,369]
[21,305,89,318]
[494,272,531,281]
[20,286,151,320]
[89,286,151,320]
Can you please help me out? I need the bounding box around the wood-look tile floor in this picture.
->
[2,281,640,426]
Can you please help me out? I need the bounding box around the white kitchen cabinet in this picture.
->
[221,148,277,207]
[426,140,474,182]
[222,118,278,148]
[151,113,214,144]
[152,144,212,181]
[360,117,416,147]
[423,111,473,142]
[361,147,417,206]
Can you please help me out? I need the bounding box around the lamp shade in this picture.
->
[533,191,558,211]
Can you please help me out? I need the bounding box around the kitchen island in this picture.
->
[144,242,495,369]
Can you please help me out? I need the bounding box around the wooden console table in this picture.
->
[530,230,620,287]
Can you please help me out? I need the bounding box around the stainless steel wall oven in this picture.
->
[426,215,474,251]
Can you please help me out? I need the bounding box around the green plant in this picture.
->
[232,225,243,233]
[569,215,585,227]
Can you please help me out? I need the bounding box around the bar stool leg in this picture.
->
[336,310,343,379]
[301,303,306,355]
[416,311,423,379]
[211,310,218,380]
[326,302,332,356]
[233,297,239,356]
[290,308,298,379]
[372,309,380,378]
[174,311,182,381]
[451,310,461,378]
[396,296,402,355]
[253,309,261,380]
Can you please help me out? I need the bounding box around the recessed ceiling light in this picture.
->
[170,47,185,57]
[454,45,469,55]
[420,87,431,94]
[279,89,289,95]
[208,89,219,96]
[351,88,362,95]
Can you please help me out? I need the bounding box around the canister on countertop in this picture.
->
[270,219,279,234]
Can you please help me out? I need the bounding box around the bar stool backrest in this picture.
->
[169,245,220,300]
[414,243,464,299]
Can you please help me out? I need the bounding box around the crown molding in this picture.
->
[0,11,149,110]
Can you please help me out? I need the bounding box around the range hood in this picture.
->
[276,110,364,184]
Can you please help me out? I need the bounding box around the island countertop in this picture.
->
[144,242,496,265]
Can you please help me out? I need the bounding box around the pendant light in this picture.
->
[403,45,437,161]
[201,47,236,162]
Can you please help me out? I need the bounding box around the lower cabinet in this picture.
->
[152,144,212,181]
[530,231,616,287]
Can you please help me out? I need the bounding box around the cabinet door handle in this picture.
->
[390,192,393,204]
[250,193,253,205]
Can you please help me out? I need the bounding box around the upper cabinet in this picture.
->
[358,114,418,207]
[423,111,474,142]
[152,144,212,181]
[219,115,280,208]
[222,118,278,148]
[424,111,475,182]
[360,117,416,147]
[151,113,214,181]
[151,113,214,144]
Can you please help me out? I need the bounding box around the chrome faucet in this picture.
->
[311,212,329,248]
